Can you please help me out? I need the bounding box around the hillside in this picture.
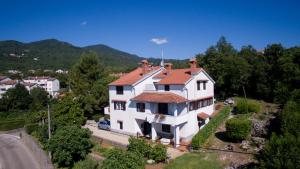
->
[0,39,187,73]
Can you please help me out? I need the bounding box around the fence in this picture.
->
[21,129,54,169]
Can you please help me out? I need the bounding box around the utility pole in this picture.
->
[47,103,52,159]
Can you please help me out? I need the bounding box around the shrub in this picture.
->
[48,126,93,167]
[150,144,167,162]
[101,148,145,169]
[236,99,261,114]
[92,114,103,122]
[25,123,39,134]
[192,106,231,149]
[128,137,151,158]
[72,157,101,169]
[225,118,251,141]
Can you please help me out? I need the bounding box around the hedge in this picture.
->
[236,99,261,114]
[225,118,251,141]
[0,119,25,131]
[191,106,231,149]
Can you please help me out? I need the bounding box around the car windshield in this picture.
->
[107,121,110,125]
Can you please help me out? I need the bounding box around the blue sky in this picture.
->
[0,0,299,59]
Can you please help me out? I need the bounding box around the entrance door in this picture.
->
[158,103,168,115]
[143,122,151,135]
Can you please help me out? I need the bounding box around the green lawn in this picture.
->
[164,152,223,169]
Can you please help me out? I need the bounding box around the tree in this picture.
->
[69,52,111,115]
[0,83,32,111]
[30,87,49,111]
[101,148,145,169]
[52,94,86,129]
[257,133,300,169]
[48,126,93,167]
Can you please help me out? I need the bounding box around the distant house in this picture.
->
[0,79,17,98]
[105,58,215,147]
[23,76,60,97]
[55,69,68,74]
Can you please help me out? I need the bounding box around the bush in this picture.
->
[101,148,145,169]
[128,137,151,158]
[225,118,251,141]
[25,123,39,134]
[192,106,231,149]
[236,99,261,114]
[92,114,103,122]
[150,144,167,162]
[72,157,101,169]
[48,126,93,167]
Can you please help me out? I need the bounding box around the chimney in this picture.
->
[189,58,197,69]
[140,59,149,75]
[164,63,173,71]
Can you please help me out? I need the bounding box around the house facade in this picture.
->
[23,76,60,97]
[105,59,215,147]
[0,77,17,99]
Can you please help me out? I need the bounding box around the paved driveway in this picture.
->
[0,134,40,169]
[83,120,185,159]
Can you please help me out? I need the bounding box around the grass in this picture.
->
[92,142,113,157]
[164,152,223,169]
[0,119,25,131]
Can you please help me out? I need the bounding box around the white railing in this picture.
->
[133,112,189,125]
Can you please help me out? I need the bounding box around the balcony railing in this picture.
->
[133,111,189,125]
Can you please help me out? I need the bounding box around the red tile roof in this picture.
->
[0,76,8,81]
[154,68,201,85]
[110,66,160,86]
[197,112,210,119]
[131,92,188,103]
[0,80,17,85]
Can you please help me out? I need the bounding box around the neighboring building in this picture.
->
[23,76,60,97]
[0,79,17,98]
[105,59,215,147]
[55,69,68,74]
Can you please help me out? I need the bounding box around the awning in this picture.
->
[131,92,188,103]
[197,112,210,119]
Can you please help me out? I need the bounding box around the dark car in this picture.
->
[98,119,110,130]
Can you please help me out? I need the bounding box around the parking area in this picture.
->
[83,120,185,159]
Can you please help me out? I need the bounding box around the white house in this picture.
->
[23,76,60,97]
[0,78,17,98]
[105,59,215,147]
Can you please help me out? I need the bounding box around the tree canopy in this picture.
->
[48,125,93,168]
[69,52,112,115]
[197,37,300,103]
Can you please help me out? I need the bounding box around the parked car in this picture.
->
[98,119,110,130]
[224,98,235,105]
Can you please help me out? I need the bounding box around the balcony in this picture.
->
[133,112,189,125]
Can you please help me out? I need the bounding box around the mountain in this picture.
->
[0,39,187,72]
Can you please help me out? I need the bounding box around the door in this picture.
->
[143,122,151,135]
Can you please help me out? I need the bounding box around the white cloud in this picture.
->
[80,21,87,26]
[150,38,168,45]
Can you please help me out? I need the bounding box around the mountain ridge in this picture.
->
[0,39,187,72]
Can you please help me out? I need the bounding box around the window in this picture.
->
[136,103,145,112]
[197,81,201,90]
[203,81,207,90]
[114,101,126,110]
[117,121,123,130]
[162,124,171,133]
[116,86,124,95]
[189,97,213,111]
[164,85,170,91]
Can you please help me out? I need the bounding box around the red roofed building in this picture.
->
[105,58,215,147]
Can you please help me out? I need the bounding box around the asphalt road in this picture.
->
[0,134,40,169]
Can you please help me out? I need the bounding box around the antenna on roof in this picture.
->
[160,48,164,67]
